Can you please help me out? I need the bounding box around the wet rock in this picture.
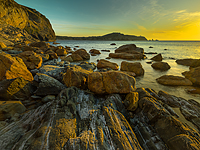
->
[101,50,110,52]
[156,75,193,86]
[124,92,139,111]
[97,59,119,70]
[176,59,200,68]
[115,44,144,54]
[42,95,55,103]
[34,73,65,96]
[88,71,136,94]
[0,101,26,121]
[183,66,200,86]
[89,49,101,54]
[150,53,163,61]
[0,51,33,81]
[149,46,153,48]
[109,53,144,60]
[151,62,171,71]
[121,61,144,76]
[0,42,7,49]
[136,87,156,100]
[73,49,90,60]
[63,66,93,89]
[110,43,116,45]
[70,53,84,61]
[0,77,33,100]
[17,51,43,69]
[45,50,58,59]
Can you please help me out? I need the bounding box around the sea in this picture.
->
[50,40,200,103]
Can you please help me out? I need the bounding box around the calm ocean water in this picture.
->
[51,40,200,102]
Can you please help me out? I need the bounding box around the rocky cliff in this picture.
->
[57,32,147,41]
[0,0,56,45]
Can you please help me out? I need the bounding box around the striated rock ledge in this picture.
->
[0,0,56,45]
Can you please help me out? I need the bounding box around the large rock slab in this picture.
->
[0,101,26,121]
[34,73,65,96]
[88,71,136,94]
[63,66,93,89]
[183,66,200,85]
[97,59,119,70]
[120,61,144,76]
[156,75,192,86]
[151,62,171,71]
[0,52,33,81]
[176,59,200,68]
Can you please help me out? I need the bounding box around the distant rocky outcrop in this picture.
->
[56,32,147,41]
[0,0,56,45]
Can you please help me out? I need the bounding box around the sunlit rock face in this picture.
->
[0,0,56,44]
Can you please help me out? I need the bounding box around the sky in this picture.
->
[15,0,200,40]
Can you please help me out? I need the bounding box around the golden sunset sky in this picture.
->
[16,0,200,40]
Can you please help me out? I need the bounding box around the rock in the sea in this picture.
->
[97,59,119,70]
[88,71,136,94]
[77,62,96,71]
[151,62,171,71]
[109,53,144,60]
[56,48,68,56]
[115,44,144,54]
[0,101,26,121]
[73,49,90,60]
[70,53,84,61]
[176,59,200,68]
[0,77,33,101]
[120,61,144,76]
[34,73,65,96]
[63,66,93,89]
[183,66,200,85]
[17,51,43,69]
[29,42,49,48]
[156,75,192,86]
[0,51,33,81]
[150,53,163,61]
[89,49,101,54]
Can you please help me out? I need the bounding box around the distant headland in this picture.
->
[56,32,147,41]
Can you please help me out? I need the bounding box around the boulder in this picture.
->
[29,42,49,48]
[151,62,171,71]
[77,62,96,71]
[56,49,68,56]
[150,53,162,61]
[63,66,93,89]
[70,53,84,61]
[183,66,200,85]
[109,53,144,60]
[97,59,119,70]
[156,75,193,86]
[88,71,136,94]
[115,44,144,54]
[0,77,32,100]
[45,50,58,59]
[34,73,65,96]
[73,49,90,60]
[120,61,144,76]
[0,52,33,81]
[89,49,101,54]
[17,51,43,69]
[0,101,26,121]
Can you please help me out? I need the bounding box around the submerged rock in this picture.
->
[183,66,200,86]
[156,75,192,86]
[151,62,171,71]
[97,59,119,70]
